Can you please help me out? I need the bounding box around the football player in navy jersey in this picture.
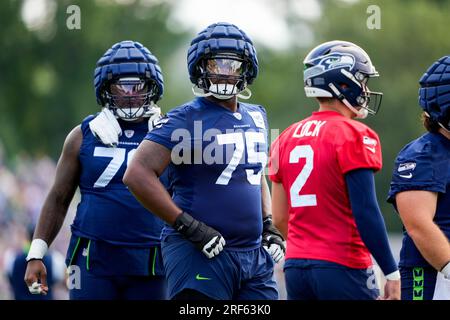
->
[24,41,168,300]
[124,22,285,300]
[388,55,450,300]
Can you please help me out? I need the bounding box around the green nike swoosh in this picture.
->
[195,274,212,281]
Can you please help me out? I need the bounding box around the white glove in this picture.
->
[89,108,122,147]
[263,241,285,263]
[202,236,226,259]
[147,106,162,132]
[28,281,45,295]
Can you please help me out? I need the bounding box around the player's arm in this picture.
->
[261,174,271,219]
[123,140,225,258]
[261,175,285,263]
[123,140,180,223]
[345,168,400,300]
[272,181,289,240]
[396,190,450,278]
[24,125,82,294]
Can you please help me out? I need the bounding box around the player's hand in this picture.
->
[173,211,226,259]
[147,106,162,132]
[379,279,401,300]
[89,108,122,147]
[262,216,286,263]
[24,260,49,295]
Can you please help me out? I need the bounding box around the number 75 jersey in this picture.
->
[268,110,382,269]
[146,97,269,250]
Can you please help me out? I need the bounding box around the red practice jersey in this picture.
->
[269,111,382,269]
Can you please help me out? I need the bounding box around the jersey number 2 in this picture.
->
[93,147,136,188]
[289,145,317,207]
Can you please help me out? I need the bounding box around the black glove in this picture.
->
[173,212,226,259]
[262,215,286,263]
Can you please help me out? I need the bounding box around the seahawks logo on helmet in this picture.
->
[305,53,355,79]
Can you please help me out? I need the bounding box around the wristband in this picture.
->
[26,239,48,262]
[385,270,400,281]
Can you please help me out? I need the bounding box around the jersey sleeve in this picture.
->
[268,135,283,183]
[144,106,188,150]
[257,105,270,153]
[387,138,448,205]
[336,122,382,174]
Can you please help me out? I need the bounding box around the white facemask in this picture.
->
[208,83,238,100]
[115,107,145,121]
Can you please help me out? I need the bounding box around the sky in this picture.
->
[20,0,330,50]
[167,0,322,49]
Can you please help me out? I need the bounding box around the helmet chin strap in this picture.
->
[328,83,368,119]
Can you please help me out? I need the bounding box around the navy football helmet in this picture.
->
[94,40,164,121]
[419,55,450,130]
[303,40,382,118]
[187,22,258,100]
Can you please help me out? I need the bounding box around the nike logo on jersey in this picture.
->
[363,136,377,154]
[195,274,212,281]
[399,173,413,179]
[365,146,376,153]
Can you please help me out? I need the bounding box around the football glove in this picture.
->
[28,281,46,295]
[89,108,122,147]
[173,211,226,259]
[262,215,286,263]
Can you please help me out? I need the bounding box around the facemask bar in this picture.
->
[335,69,383,118]
[103,77,158,120]
[194,54,251,100]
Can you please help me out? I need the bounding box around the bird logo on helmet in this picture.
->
[187,22,258,100]
[303,40,383,119]
[419,55,450,131]
[94,40,164,121]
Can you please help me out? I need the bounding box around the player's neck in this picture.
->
[205,96,238,113]
[318,101,354,119]
[438,127,450,140]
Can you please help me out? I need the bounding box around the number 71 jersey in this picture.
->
[268,110,382,269]
[146,97,268,249]
[73,115,164,247]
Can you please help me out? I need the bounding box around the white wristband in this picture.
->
[441,262,450,279]
[26,239,48,261]
[385,270,401,281]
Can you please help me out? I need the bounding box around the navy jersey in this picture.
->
[388,132,450,267]
[72,115,164,247]
[146,97,268,249]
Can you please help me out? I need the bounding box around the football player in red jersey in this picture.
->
[269,41,400,300]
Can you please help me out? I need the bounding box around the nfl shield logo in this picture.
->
[124,130,134,138]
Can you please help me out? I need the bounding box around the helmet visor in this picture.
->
[205,58,244,78]
[105,77,156,120]
[109,78,150,108]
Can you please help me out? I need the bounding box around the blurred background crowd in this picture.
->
[0,0,448,299]
[0,146,73,299]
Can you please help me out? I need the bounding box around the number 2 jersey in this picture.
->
[269,110,382,269]
[145,97,269,250]
[71,115,165,247]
